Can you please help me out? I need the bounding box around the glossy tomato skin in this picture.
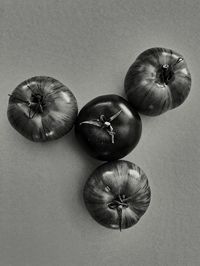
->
[124,47,191,116]
[84,160,151,230]
[7,76,78,141]
[75,95,142,161]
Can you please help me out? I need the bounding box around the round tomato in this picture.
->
[124,47,191,116]
[75,94,142,161]
[7,76,78,141]
[84,160,151,230]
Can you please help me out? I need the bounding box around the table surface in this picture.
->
[0,1,200,266]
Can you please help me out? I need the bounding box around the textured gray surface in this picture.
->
[0,0,200,265]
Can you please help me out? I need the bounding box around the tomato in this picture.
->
[84,160,151,230]
[124,47,191,116]
[75,95,142,161]
[7,76,78,141]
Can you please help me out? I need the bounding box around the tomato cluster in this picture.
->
[7,47,191,230]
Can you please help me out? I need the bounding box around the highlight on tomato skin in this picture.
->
[75,94,142,161]
[7,76,78,142]
[83,160,151,231]
[124,47,191,116]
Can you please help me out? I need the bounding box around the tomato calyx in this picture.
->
[158,57,184,85]
[29,93,46,118]
[8,94,31,105]
[79,109,122,144]
[9,92,46,119]
[108,194,129,231]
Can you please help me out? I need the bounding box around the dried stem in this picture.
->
[79,109,122,144]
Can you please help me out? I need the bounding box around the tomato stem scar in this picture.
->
[160,57,184,85]
[107,194,129,231]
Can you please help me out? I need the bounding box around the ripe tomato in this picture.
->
[124,47,191,116]
[75,95,142,161]
[7,76,78,141]
[84,160,151,230]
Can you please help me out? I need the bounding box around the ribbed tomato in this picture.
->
[124,47,191,116]
[83,160,151,230]
[75,95,142,161]
[7,76,78,141]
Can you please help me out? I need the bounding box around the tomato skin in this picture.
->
[84,160,151,230]
[75,95,142,161]
[124,47,191,116]
[7,76,78,141]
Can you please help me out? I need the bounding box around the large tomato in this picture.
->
[7,76,78,141]
[84,160,151,230]
[75,95,142,161]
[124,47,191,116]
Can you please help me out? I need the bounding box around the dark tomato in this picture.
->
[75,94,142,161]
[84,160,151,230]
[7,76,78,141]
[124,47,191,116]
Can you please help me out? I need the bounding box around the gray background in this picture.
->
[0,0,199,265]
